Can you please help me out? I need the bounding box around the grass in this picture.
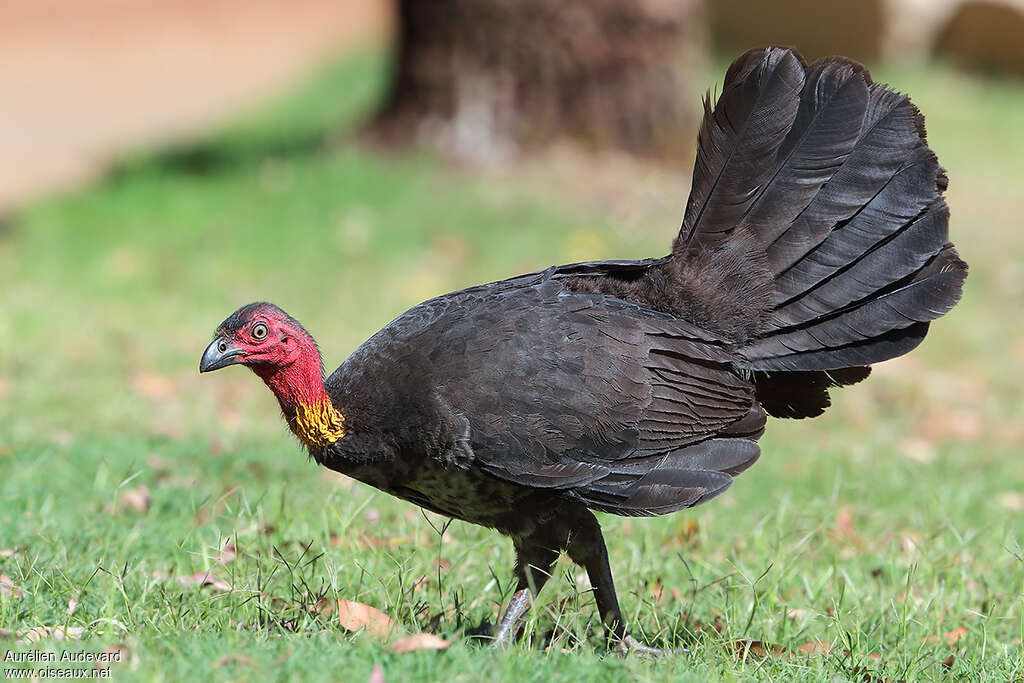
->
[1,52,1023,681]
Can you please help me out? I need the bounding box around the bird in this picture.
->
[200,47,967,654]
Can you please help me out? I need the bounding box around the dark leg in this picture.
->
[564,507,684,657]
[491,535,560,648]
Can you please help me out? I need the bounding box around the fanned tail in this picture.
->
[673,47,968,418]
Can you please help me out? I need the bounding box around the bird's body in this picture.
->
[201,48,967,652]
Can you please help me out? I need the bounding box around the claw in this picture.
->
[616,634,688,658]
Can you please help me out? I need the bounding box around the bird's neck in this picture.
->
[251,347,346,448]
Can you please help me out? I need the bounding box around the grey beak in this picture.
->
[199,338,245,373]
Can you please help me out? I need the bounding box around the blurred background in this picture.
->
[0,0,1022,674]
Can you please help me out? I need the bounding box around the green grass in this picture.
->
[1,53,1022,681]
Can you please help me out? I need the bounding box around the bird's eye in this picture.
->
[252,323,268,340]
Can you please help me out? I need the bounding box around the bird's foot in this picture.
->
[616,634,688,658]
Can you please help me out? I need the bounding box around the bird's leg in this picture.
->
[564,508,684,657]
[491,537,559,648]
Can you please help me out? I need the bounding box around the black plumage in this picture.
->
[202,48,967,652]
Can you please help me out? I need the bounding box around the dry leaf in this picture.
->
[96,644,129,670]
[368,665,386,683]
[19,626,84,643]
[312,597,336,617]
[922,626,967,647]
[900,437,936,464]
[180,572,232,593]
[730,638,835,660]
[998,492,1024,512]
[120,486,151,514]
[217,543,237,564]
[193,486,239,526]
[730,640,784,659]
[651,580,664,603]
[942,653,955,670]
[213,653,256,668]
[132,372,176,400]
[681,518,700,543]
[147,454,171,471]
[153,569,232,593]
[795,641,834,656]
[337,600,396,640]
[0,574,24,598]
[67,595,78,615]
[836,506,855,536]
[389,633,451,653]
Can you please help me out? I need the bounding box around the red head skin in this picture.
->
[214,303,327,417]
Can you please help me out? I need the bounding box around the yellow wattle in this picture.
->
[291,400,346,447]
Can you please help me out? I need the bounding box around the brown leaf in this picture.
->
[337,600,396,640]
[942,653,955,670]
[147,454,171,471]
[120,486,151,514]
[388,633,451,653]
[730,639,834,660]
[0,574,24,598]
[795,641,833,656]
[730,639,784,659]
[132,372,176,400]
[922,626,967,647]
[212,653,256,668]
[153,569,232,593]
[998,492,1024,512]
[217,542,237,564]
[97,644,129,669]
[944,626,967,645]
[193,486,239,526]
[900,437,936,464]
[367,665,386,683]
[681,518,700,543]
[19,626,84,643]
[67,595,78,615]
[836,506,855,536]
[651,580,664,603]
[180,572,232,593]
[312,597,336,617]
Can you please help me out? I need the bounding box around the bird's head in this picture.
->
[200,302,345,446]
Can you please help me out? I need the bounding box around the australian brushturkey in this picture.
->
[200,48,967,653]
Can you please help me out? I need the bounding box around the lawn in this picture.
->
[1,53,1022,681]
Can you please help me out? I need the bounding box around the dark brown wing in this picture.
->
[416,279,763,516]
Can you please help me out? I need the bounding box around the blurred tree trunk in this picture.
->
[367,0,704,164]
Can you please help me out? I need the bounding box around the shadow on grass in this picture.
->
[108,51,390,180]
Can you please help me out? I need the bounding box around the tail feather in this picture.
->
[671,47,967,417]
[675,49,804,253]
[745,247,966,370]
[772,203,950,327]
[738,59,869,245]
